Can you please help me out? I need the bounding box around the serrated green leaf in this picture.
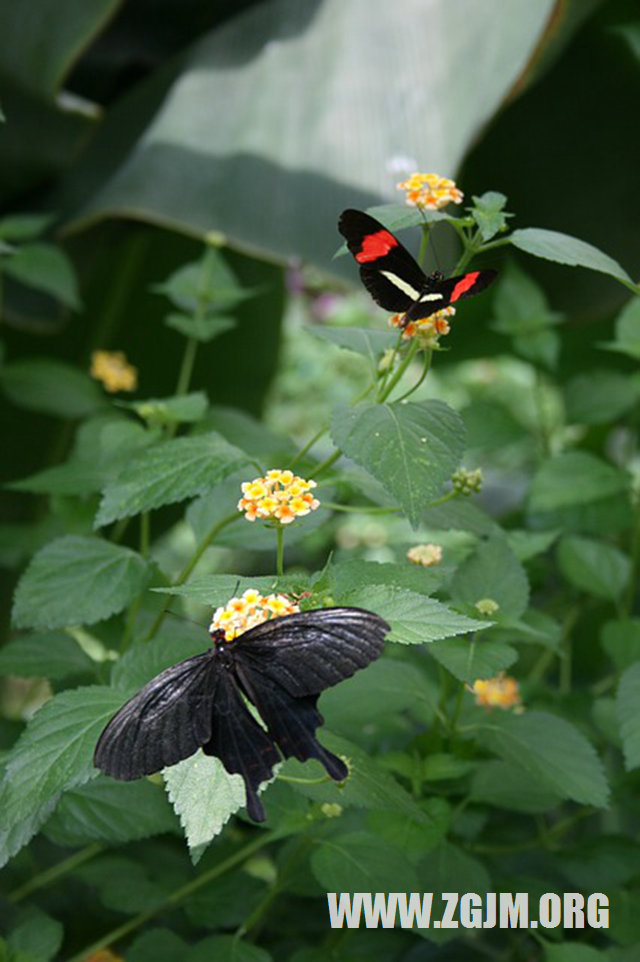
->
[3,241,81,308]
[340,585,491,645]
[330,400,466,527]
[506,528,559,561]
[477,711,609,807]
[0,631,95,681]
[528,451,629,512]
[126,928,188,962]
[616,662,640,771]
[12,536,149,629]
[601,619,640,671]
[312,326,395,367]
[7,907,63,962]
[471,760,562,813]
[43,776,178,847]
[557,535,631,600]
[418,841,492,903]
[0,686,125,867]
[320,658,437,732]
[77,854,166,914]
[429,637,517,683]
[470,191,510,241]
[163,752,248,863]
[450,533,529,618]
[110,629,206,691]
[164,313,237,342]
[95,432,251,526]
[152,573,304,608]
[510,228,633,285]
[311,830,419,891]
[189,936,273,962]
[0,358,106,418]
[491,260,562,337]
[324,558,446,600]
[124,392,209,426]
[564,370,638,424]
[545,944,608,962]
[155,248,249,313]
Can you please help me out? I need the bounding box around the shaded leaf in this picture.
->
[3,242,81,308]
[557,535,631,600]
[429,637,517,683]
[471,760,563,813]
[601,619,640,672]
[95,432,251,527]
[6,906,63,962]
[331,400,466,527]
[311,830,418,892]
[0,631,95,681]
[616,662,640,771]
[450,533,529,618]
[312,327,395,367]
[12,536,148,629]
[528,451,629,512]
[477,711,609,807]
[510,228,633,285]
[0,358,105,418]
[564,370,638,424]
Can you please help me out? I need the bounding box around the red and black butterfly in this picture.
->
[94,607,389,822]
[338,209,497,327]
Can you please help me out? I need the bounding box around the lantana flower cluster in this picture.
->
[90,350,138,393]
[238,469,320,525]
[396,172,463,211]
[407,543,443,567]
[472,673,521,711]
[389,306,455,343]
[210,588,300,642]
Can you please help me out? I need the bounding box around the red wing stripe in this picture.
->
[449,271,480,302]
[355,229,399,263]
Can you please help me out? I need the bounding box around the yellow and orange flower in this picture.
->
[90,350,137,393]
[396,172,463,211]
[238,469,320,525]
[389,306,454,344]
[210,588,300,642]
[471,673,521,711]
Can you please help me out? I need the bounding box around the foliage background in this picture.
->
[1,0,640,960]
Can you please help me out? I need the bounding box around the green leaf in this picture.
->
[77,854,166,914]
[3,242,81,308]
[12,535,149,629]
[478,711,609,807]
[123,392,209,426]
[324,558,447,600]
[616,662,640,771]
[164,313,237,343]
[545,945,608,962]
[6,907,63,962]
[564,370,638,424]
[0,213,53,240]
[127,930,189,962]
[417,841,492,905]
[365,799,450,861]
[528,451,629,512]
[340,585,492,645]
[510,228,633,285]
[600,294,640,359]
[155,248,250,313]
[43,776,178,847]
[0,358,106,418]
[506,528,559,562]
[0,685,124,867]
[429,637,517,683]
[311,830,418,891]
[557,535,631,601]
[95,432,251,527]
[312,326,395,367]
[601,619,640,671]
[0,631,95,681]
[163,753,247,863]
[450,533,529,618]
[111,629,206,691]
[470,191,511,241]
[188,936,273,962]
[151,573,304,609]
[331,400,466,527]
[320,659,437,732]
[471,760,563,813]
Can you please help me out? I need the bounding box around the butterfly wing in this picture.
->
[339,209,427,313]
[201,669,280,822]
[404,268,498,323]
[94,652,219,780]
[231,607,389,698]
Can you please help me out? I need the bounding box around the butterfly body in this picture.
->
[338,208,497,326]
[94,607,389,821]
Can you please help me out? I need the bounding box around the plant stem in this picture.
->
[66,831,281,962]
[311,449,341,478]
[276,525,284,577]
[393,346,433,403]
[377,338,419,402]
[146,511,240,641]
[8,843,104,903]
[175,335,198,398]
[290,426,328,468]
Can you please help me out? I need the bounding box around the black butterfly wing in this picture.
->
[230,607,389,698]
[94,652,219,780]
[404,268,498,323]
[339,209,427,314]
[201,670,280,822]
[232,663,348,783]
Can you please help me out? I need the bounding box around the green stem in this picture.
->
[428,488,459,509]
[623,490,640,616]
[146,511,240,641]
[311,448,341,478]
[175,335,198,398]
[140,511,150,558]
[448,681,466,737]
[290,427,328,468]
[67,831,281,962]
[320,502,400,514]
[8,843,104,903]
[276,525,285,577]
[377,338,420,402]
[393,346,433,403]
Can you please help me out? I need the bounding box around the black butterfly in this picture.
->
[94,607,389,821]
[338,208,497,327]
